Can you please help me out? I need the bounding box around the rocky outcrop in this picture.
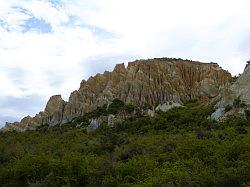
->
[2,58,231,131]
[211,63,250,120]
[217,64,250,107]
[43,95,66,125]
[155,101,182,112]
[2,95,66,131]
[86,118,101,133]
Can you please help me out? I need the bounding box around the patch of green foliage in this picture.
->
[0,103,249,186]
[107,99,125,114]
[246,110,250,121]
[233,96,247,108]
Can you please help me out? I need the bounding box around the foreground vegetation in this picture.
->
[0,102,249,187]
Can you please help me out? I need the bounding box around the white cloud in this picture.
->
[0,0,250,125]
[64,0,250,72]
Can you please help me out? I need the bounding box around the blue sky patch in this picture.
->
[11,6,52,33]
[22,17,52,33]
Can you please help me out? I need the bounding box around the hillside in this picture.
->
[0,58,249,186]
[0,101,249,186]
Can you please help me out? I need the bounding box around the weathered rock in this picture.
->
[147,109,156,117]
[43,95,66,125]
[155,101,183,112]
[211,108,225,120]
[217,64,250,107]
[108,114,116,127]
[212,108,246,121]
[86,118,101,133]
[210,64,250,121]
[2,58,231,131]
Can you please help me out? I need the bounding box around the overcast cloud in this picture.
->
[0,0,250,126]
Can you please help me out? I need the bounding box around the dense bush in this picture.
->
[107,99,125,114]
[0,103,249,186]
[245,110,250,121]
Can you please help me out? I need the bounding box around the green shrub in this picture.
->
[233,96,246,108]
[225,105,232,112]
[245,110,250,120]
[107,99,125,114]
[233,97,241,108]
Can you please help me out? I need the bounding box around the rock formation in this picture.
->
[2,58,231,131]
[211,63,250,120]
[155,101,183,112]
[217,64,250,107]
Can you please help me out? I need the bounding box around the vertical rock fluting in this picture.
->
[3,58,231,131]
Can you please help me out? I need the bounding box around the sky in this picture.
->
[0,0,250,126]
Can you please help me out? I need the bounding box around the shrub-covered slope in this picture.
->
[0,102,249,187]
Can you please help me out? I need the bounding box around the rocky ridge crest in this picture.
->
[2,58,231,131]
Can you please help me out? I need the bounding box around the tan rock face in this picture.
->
[2,58,231,131]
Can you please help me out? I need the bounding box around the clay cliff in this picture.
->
[2,58,231,131]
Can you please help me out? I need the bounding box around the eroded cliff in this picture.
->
[2,58,231,131]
